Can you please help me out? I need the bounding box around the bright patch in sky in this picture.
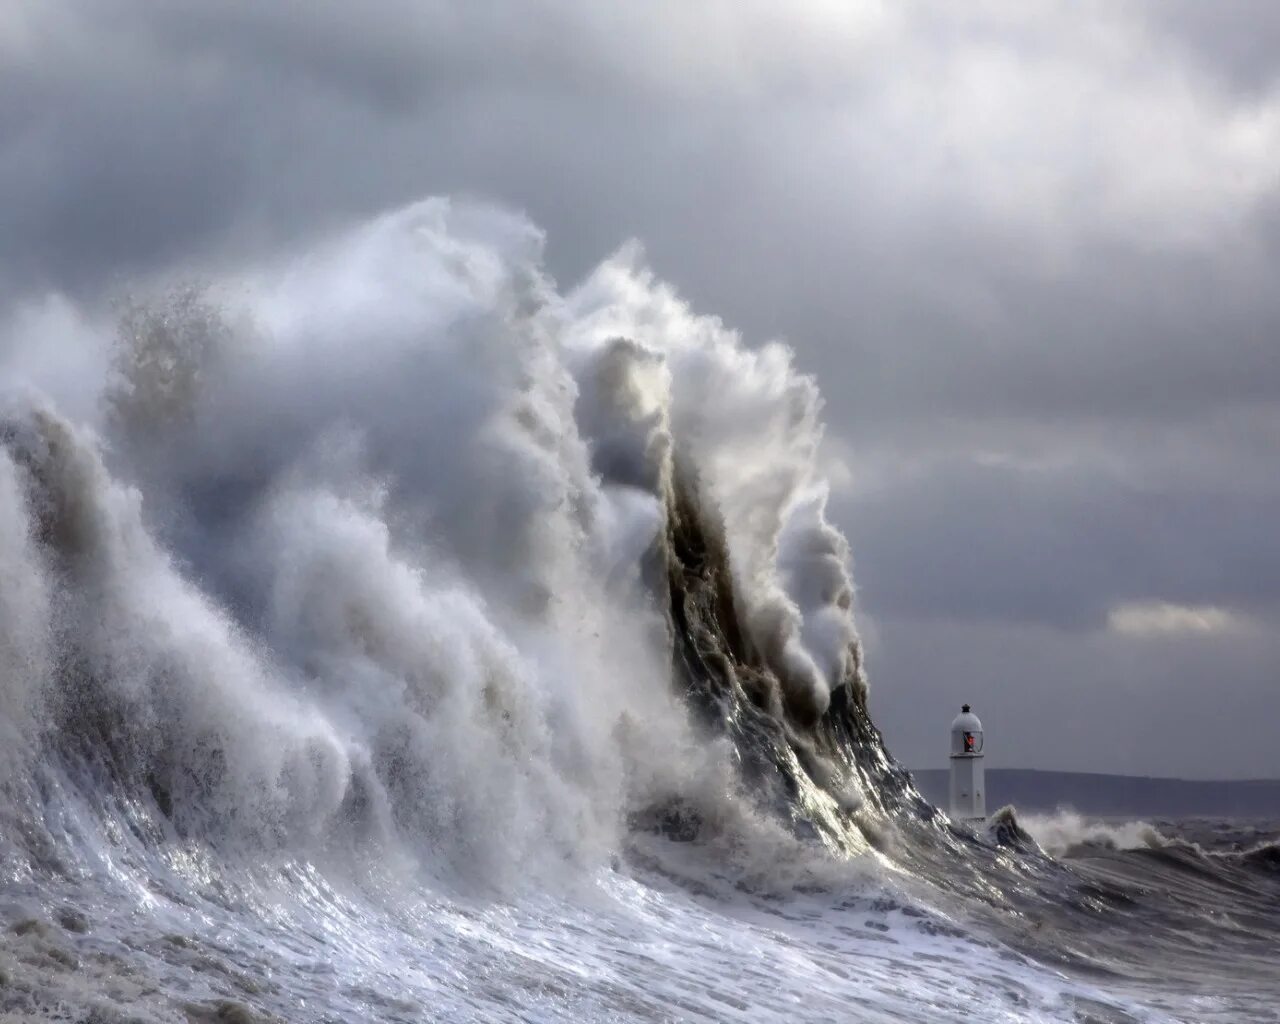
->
[1107,601,1241,637]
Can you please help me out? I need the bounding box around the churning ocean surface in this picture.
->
[0,199,1276,1024]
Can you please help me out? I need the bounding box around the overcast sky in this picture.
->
[4,0,1279,778]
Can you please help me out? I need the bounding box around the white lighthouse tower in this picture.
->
[949,704,986,821]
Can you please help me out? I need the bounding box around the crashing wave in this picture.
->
[0,199,923,892]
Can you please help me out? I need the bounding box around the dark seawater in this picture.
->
[979,814,1280,1023]
[0,199,1275,1023]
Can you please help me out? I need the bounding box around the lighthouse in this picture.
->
[949,704,986,820]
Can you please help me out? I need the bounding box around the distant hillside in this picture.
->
[910,768,1280,818]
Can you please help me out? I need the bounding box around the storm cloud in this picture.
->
[3,0,1279,776]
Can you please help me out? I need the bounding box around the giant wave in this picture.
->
[0,200,1274,1023]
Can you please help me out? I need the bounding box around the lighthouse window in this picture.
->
[963,732,976,752]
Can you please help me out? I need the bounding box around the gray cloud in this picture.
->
[3,0,1279,776]
[840,453,1280,629]
[1140,0,1280,95]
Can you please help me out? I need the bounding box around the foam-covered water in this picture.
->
[0,199,1275,1023]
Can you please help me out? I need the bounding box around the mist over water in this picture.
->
[0,199,1275,1023]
